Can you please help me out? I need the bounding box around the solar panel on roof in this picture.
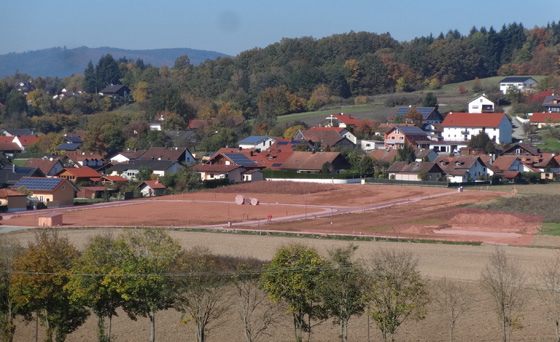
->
[223,153,255,166]
[13,178,63,191]
[272,163,282,167]
[277,142,288,146]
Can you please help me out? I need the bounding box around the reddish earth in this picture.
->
[1,182,542,246]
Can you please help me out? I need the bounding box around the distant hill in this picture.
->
[0,46,230,78]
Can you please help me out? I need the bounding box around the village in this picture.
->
[0,76,558,214]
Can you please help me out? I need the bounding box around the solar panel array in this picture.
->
[14,167,33,174]
[394,107,434,119]
[223,153,256,166]
[13,178,63,191]
[65,136,82,143]
[272,163,282,167]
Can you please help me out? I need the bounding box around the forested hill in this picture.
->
[0,46,230,78]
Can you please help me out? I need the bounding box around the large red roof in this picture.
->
[441,112,506,128]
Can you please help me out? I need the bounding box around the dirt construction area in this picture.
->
[4,182,560,341]
[0,182,544,245]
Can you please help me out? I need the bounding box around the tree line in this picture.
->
[2,230,560,342]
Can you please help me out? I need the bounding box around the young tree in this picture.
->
[115,229,181,342]
[0,237,23,342]
[318,245,368,342]
[10,230,89,342]
[172,247,230,342]
[432,278,473,342]
[233,263,280,342]
[367,249,429,342]
[260,244,326,342]
[481,249,526,342]
[422,92,438,107]
[404,108,424,127]
[536,253,560,342]
[66,234,124,342]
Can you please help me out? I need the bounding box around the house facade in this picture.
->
[441,112,512,144]
[12,177,78,207]
[543,94,560,113]
[388,162,444,181]
[435,155,488,183]
[468,95,495,113]
[384,126,430,149]
[499,77,538,94]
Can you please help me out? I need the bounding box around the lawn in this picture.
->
[539,223,560,236]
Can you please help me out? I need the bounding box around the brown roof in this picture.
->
[0,189,26,198]
[491,156,520,171]
[281,151,346,171]
[56,167,101,178]
[24,158,61,175]
[139,147,186,161]
[297,129,348,147]
[101,175,128,182]
[66,152,105,163]
[434,155,482,173]
[368,149,398,163]
[0,142,22,151]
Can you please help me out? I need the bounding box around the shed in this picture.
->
[38,213,63,227]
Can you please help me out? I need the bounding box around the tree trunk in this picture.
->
[108,314,112,341]
[149,311,155,342]
[449,325,454,342]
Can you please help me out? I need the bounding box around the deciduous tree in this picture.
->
[260,244,326,342]
[481,248,526,342]
[367,249,429,342]
[432,278,473,342]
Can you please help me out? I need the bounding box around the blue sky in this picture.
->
[1,0,558,56]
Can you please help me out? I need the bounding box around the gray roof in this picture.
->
[392,126,428,135]
[238,136,270,145]
[500,77,536,83]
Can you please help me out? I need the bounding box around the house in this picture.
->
[65,153,106,169]
[502,143,541,156]
[280,151,351,173]
[54,167,102,184]
[384,126,430,150]
[12,177,78,207]
[139,147,195,164]
[491,156,526,173]
[206,152,258,167]
[192,164,247,183]
[529,113,560,129]
[360,140,385,153]
[0,189,27,212]
[308,127,358,144]
[441,112,512,144]
[0,165,45,189]
[24,158,64,176]
[292,129,355,150]
[63,135,83,145]
[0,141,22,156]
[468,95,495,113]
[499,77,538,95]
[0,135,39,151]
[388,162,444,181]
[518,154,560,173]
[390,107,444,124]
[434,155,488,183]
[109,160,184,180]
[149,114,164,131]
[368,148,399,165]
[138,180,166,197]
[110,150,147,163]
[99,84,130,97]
[543,94,560,113]
[237,136,276,150]
[1,128,34,137]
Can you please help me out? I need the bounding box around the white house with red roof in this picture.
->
[529,113,560,129]
[138,180,166,197]
[441,112,512,144]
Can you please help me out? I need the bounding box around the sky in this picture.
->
[1,0,558,56]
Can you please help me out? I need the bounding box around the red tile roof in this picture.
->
[57,167,102,178]
[0,142,22,151]
[332,114,361,126]
[529,113,560,123]
[0,189,26,198]
[441,113,506,128]
[18,135,37,146]
[101,175,128,182]
[0,136,14,143]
